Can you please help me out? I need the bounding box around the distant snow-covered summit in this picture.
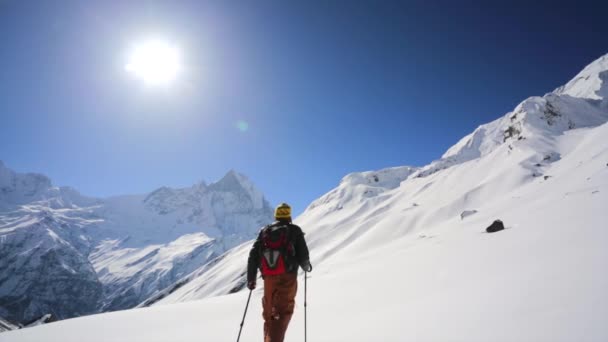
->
[0,161,99,211]
[92,170,272,311]
[555,53,608,103]
[414,53,608,178]
[0,166,273,323]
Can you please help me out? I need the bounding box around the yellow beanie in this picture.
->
[274,203,291,219]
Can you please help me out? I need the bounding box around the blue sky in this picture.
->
[1,1,607,215]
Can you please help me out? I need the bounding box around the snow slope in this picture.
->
[3,53,608,341]
[144,165,420,305]
[0,205,103,322]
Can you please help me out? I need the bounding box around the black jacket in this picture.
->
[247,220,310,282]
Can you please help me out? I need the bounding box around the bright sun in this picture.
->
[125,39,181,86]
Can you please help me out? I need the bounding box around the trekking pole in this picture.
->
[236,289,253,342]
[304,271,308,342]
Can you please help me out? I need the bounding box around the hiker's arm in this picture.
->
[294,226,311,271]
[247,232,262,282]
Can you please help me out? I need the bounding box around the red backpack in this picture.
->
[260,224,294,276]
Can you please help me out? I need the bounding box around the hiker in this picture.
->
[247,203,312,342]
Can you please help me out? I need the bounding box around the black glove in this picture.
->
[247,280,256,290]
[301,261,312,272]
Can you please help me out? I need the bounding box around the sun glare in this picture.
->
[125,39,181,86]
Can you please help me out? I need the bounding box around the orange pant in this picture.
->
[262,273,298,342]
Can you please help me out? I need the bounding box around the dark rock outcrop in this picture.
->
[486,220,505,233]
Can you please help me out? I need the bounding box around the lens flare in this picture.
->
[236,120,249,132]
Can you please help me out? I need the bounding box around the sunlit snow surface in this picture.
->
[3,54,608,341]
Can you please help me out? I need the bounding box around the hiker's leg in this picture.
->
[263,276,279,342]
[271,273,298,341]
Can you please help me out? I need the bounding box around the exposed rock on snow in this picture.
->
[486,220,505,233]
[460,210,478,220]
[0,316,19,332]
[23,314,55,327]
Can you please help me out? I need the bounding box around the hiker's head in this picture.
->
[274,203,292,222]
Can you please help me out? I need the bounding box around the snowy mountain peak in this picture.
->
[414,54,608,178]
[209,170,266,210]
[556,53,608,102]
[210,169,245,190]
[306,166,418,213]
[340,166,418,189]
[0,162,98,211]
[210,169,249,191]
[0,161,54,208]
[142,170,267,218]
[193,180,208,190]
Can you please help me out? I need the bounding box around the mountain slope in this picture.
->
[0,206,103,322]
[88,171,272,312]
